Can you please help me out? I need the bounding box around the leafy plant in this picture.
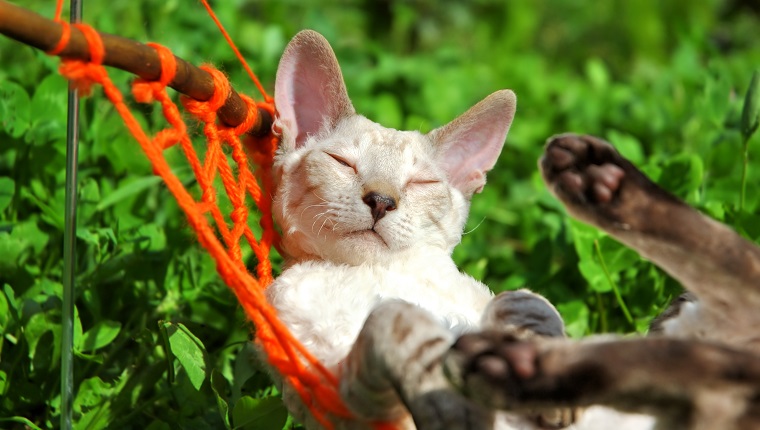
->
[1,0,759,428]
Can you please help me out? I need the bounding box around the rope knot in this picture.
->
[182,65,230,123]
[132,44,177,104]
[58,61,105,96]
[54,23,107,96]
[230,206,248,224]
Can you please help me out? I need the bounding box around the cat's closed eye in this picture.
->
[407,178,441,187]
[325,152,357,172]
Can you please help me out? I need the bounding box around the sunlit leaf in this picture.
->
[78,320,122,353]
[95,176,163,212]
[73,377,114,430]
[578,259,611,293]
[162,321,208,391]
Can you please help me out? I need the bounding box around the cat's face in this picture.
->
[272,30,516,265]
[273,116,470,265]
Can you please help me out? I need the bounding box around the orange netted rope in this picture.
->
[46,2,393,428]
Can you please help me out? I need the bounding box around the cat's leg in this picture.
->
[479,290,578,428]
[538,133,760,342]
[340,299,493,429]
[443,134,760,428]
[445,333,760,430]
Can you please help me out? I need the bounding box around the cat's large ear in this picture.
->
[428,90,516,197]
[274,30,355,150]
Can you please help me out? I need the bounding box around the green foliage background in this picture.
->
[1,0,759,428]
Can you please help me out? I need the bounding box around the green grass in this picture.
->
[1,0,760,428]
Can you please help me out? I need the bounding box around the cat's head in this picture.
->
[272,30,515,266]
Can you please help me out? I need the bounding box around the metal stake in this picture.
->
[61,0,83,429]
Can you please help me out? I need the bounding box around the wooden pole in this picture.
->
[0,0,273,136]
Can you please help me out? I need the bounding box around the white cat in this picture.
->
[265,29,575,429]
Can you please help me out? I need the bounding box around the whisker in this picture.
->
[311,190,329,203]
[311,209,335,233]
[317,217,331,237]
[301,202,329,222]
[463,217,486,236]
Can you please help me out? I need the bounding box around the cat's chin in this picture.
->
[334,229,394,263]
[317,229,406,266]
[345,229,390,248]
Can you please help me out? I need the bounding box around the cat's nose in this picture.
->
[362,192,397,222]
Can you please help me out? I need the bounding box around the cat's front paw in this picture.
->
[444,331,578,429]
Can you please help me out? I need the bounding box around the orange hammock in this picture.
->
[45,3,390,429]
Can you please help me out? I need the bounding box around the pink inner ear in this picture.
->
[443,126,506,192]
[288,73,331,147]
[274,30,354,150]
[433,90,516,196]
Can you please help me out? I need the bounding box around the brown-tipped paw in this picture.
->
[444,332,577,429]
[539,133,685,231]
[540,134,630,206]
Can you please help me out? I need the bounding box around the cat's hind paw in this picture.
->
[444,331,578,429]
[539,133,630,207]
[539,133,685,232]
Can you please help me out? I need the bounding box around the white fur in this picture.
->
[267,247,492,367]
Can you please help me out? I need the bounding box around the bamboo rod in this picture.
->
[0,0,273,136]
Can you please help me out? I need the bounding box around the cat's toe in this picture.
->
[545,144,578,171]
[531,407,580,429]
[586,163,625,203]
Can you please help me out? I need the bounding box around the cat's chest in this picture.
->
[266,256,493,365]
